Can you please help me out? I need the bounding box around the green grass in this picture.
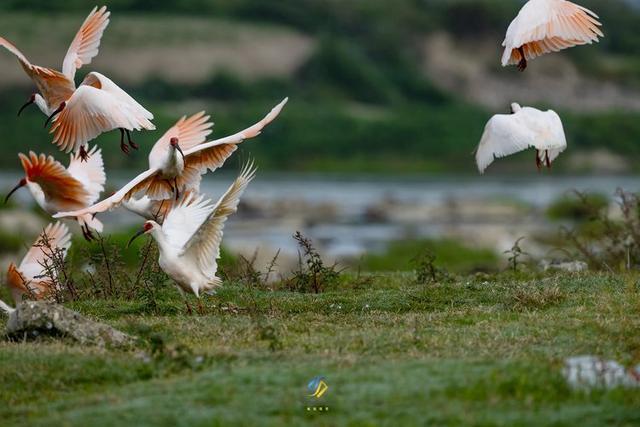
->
[360,238,499,274]
[1,272,639,426]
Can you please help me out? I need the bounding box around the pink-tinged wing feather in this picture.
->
[19,222,72,281]
[19,151,90,209]
[179,98,287,190]
[182,162,256,278]
[62,6,111,81]
[0,36,31,66]
[0,37,74,108]
[53,168,159,218]
[501,0,603,66]
[148,111,213,168]
[50,73,154,153]
[66,145,106,204]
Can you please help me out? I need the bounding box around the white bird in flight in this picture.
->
[5,147,106,240]
[54,98,287,222]
[502,0,603,71]
[475,103,567,173]
[127,162,256,314]
[4,222,72,305]
[0,6,155,159]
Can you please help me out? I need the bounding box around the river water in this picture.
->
[2,172,639,260]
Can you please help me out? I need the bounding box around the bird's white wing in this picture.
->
[50,72,155,153]
[49,86,138,153]
[19,222,71,282]
[53,168,159,218]
[82,72,154,124]
[162,193,215,251]
[175,98,287,192]
[148,112,213,169]
[502,0,603,66]
[66,145,106,204]
[62,6,110,81]
[522,108,567,163]
[476,113,537,173]
[0,299,14,315]
[519,107,567,151]
[181,162,256,278]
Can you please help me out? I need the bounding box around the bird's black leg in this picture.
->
[545,150,551,168]
[535,150,542,171]
[197,299,205,315]
[119,129,130,154]
[174,178,180,200]
[81,224,95,242]
[126,130,138,150]
[517,47,527,72]
[79,145,90,162]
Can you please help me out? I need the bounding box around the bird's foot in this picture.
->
[517,58,527,72]
[119,129,130,154]
[184,300,193,316]
[535,150,542,171]
[197,299,205,315]
[79,145,90,162]
[120,141,130,155]
[125,130,138,150]
[81,224,95,242]
[517,47,527,72]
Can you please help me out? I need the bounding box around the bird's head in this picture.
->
[4,178,27,204]
[169,137,185,161]
[127,221,158,247]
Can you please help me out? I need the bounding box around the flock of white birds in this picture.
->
[0,0,603,313]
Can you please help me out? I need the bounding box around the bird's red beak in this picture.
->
[18,94,36,117]
[5,178,27,204]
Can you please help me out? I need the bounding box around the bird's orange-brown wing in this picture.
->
[0,37,74,108]
[19,152,89,211]
[6,263,54,303]
[62,6,111,81]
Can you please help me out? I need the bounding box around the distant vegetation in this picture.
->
[0,0,639,172]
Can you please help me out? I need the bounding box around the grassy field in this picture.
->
[1,271,639,426]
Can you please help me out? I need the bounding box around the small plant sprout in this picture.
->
[504,237,529,272]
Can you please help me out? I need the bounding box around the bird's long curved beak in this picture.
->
[127,228,146,248]
[175,143,185,161]
[17,97,35,117]
[5,179,26,204]
[44,102,66,128]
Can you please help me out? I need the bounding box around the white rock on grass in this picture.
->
[564,356,640,390]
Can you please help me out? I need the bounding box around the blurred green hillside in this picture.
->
[0,0,639,173]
